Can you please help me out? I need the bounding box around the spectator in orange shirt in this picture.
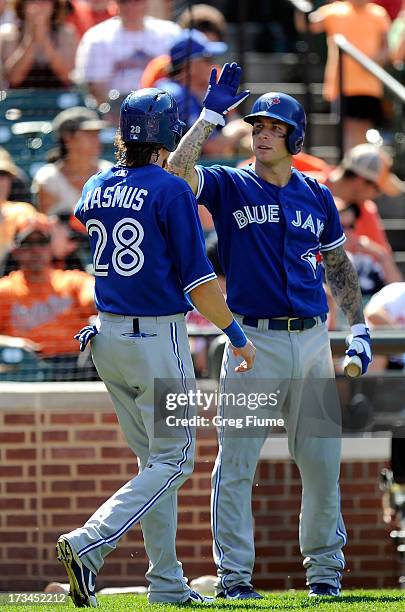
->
[337,198,401,294]
[308,0,391,150]
[67,0,118,39]
[0,216,97,380]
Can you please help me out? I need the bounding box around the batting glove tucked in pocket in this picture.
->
[345,324,372,375]
[74,325,98,352]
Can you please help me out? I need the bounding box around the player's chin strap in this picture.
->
[345,323,372,375]
[74,325,98,352]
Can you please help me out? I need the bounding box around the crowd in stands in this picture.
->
[0,0,404,380]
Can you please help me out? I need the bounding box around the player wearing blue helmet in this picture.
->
[168,64,372,599]
[56,87,256,607]
[243,91,306,155]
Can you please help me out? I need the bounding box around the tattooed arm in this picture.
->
[167,119,216,194]
[323,245,365,326]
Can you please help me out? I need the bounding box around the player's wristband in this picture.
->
[350,323,369,337]
[222,319,247,348]
[200,107,225,127]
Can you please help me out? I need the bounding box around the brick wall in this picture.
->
[0,386,399,591]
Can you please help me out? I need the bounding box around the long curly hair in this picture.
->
[114,133,160,168]
[13,0,67,30]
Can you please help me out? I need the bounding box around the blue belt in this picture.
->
[242,314,327,332]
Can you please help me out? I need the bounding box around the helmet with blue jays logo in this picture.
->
[243,92,306,155]
[120,88,186,152]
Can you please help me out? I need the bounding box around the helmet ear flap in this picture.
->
[289,135,304,155]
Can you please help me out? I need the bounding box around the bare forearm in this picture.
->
[168,118,215,182]
[5,38,35,85]
[188,279,233,329]
[323,246,365,326]
[379,255,403,283]
[88,82,110,106]
[41,38,74,83]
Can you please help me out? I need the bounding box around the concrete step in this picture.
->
[376,194,405,219]
[394,251,405,277]
[308,113,339,148]
[385,230,405,252]
[245,82,328,113]
[305,145,340,165]
[242,52,324,83]
[383,220,405,251]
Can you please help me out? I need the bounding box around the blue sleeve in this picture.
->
[74,197,84,224]
[195,164,226,215]
[162,188,217,293]
[318,185,346,252]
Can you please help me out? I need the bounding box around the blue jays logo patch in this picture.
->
[266,97,281,109]
[301,247,322,278]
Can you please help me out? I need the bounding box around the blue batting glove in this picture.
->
[74,325,98,352]
[201,62,250,126]
[345,324,372,375]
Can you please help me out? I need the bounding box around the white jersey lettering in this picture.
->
[292,210,302,227]
[301,213,315,234]
[233,205,280,228]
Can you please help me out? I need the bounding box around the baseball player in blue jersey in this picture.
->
[55,87,255,607]
[168,63,372,599]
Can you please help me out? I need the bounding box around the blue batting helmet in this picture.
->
[120,88,186,152]
[243,92,306,155]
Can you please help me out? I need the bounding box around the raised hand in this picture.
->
[202,62,250,126]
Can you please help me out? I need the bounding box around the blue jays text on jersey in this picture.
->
[195,165,346,318]
[75,165,216,316]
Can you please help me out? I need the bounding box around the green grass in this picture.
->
[2,591,405,612]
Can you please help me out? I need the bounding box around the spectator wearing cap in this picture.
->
[0,0,78,88]
[156,29,248,157]
[0,214,96,380]
[140,3,227,89]
[74,0,180,107]
[326,144,403,288]
[0,146,31,203]
[32,107,111,216]
[326,144,405,259]
[156,29,227,131]
[0,155,38,274]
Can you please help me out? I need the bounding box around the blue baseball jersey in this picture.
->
[75,164,216,316]
[195,165,346,318]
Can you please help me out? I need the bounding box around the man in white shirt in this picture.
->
[365,282,405,370]
[74,0,180,105]
[365,282,405,327]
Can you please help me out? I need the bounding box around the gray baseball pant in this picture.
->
[211,318,346,593]
[64,312,196,603]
